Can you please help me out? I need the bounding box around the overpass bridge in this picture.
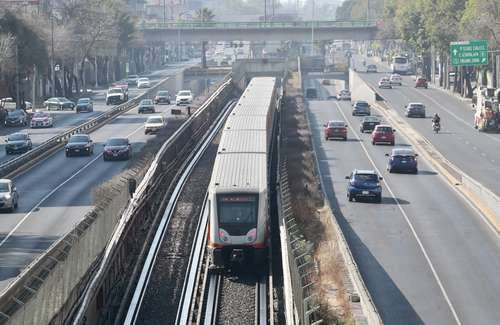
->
[139,20,379,43]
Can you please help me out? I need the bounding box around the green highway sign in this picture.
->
[450,40,489,66]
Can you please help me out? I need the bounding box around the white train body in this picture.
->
[207,77,277,270]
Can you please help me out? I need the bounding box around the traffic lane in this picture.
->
[356,69,500,195]
[308,99,456,324]
[335,99,500,325]
[0,103,180,288]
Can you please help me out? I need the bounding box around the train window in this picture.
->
[217,194,259,235]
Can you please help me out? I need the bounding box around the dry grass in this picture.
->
[283,73,353,323]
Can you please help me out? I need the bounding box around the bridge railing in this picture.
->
[140,20,378,30]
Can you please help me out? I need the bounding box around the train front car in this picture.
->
[207,77,277,272]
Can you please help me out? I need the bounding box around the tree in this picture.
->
[0,33,14,73]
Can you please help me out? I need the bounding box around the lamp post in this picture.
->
[311,0,315,56]
[51,11,55,97]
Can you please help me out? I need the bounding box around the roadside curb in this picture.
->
[373,102,500,233]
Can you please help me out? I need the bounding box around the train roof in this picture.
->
[224,115,268,131]
[218,130,267,154]
[211,153,267,192]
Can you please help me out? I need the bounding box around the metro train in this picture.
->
[207,77,278,271]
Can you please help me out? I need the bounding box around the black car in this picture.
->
[65,134,94,157]
[103,137,131,161]
[154,91,171,105]
[4,110,28,127]
[405,102,426,118]
[44,97,75,111]
[352,101,371,116]
[5,133,32,154]
[76,98,93,113]
[366,64,378,73]
[138,99,155,114]
[359,116,381,133]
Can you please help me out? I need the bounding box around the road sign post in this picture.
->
[450,40,489,67]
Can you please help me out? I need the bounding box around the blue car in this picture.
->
[346,169,383,203]
[386,148,418,174]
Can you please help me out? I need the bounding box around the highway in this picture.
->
[352,55,500,197]
[0,62,193,166]
[0,62,197,290]
[306,80,500,324]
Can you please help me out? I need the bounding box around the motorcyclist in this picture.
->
[432,113,441,128]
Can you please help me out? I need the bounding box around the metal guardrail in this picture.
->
[140,20,378,30]
[0,78,168,178]
[0,74,180,324]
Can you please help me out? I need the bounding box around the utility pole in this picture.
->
[311,0,315,56]
[51,11,55,98]
[264,0,267,23]
[15,41,20,108]
[95,56,98,88]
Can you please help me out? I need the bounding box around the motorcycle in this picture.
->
[433,121,441,133]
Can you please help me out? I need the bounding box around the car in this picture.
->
[137,77,151,88]
[337,89,351,101]
[30,111,53,128]
[138,99,155,114]
[0,179,19,212]
[405,102,426,118]
[372,124,395,145]
[144,115,166,134]
[103,137,131,161]
[5,110,28,126]
[65,134,94,157]
[106,87,128,105]
[352,101,371,116]
[378,77,392,89]
[359,116,381,133]
[305,88,317,99]
[76,98,94,113]
[5,133,32,154]
[324,120,348,141]
[175,90,193,105]
[366,64,377,73]
[44,97,75,110]
[389,74,402,86]
[322,79,331,85]
[127,74,139,85]
[386,148,418,174]
[415,77,428,88]
[346,169,383,203]
[154,90,171,105]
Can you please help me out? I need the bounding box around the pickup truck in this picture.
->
[106,86,129,105]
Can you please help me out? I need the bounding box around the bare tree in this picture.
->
[0,33,15,73]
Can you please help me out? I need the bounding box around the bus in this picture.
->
[391,55,410,75]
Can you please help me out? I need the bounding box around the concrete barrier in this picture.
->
[349,69,500,232]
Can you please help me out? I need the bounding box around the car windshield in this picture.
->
[57,97,68,102]
[368,65,376,68]
[33,112,48,118]
[141,99,153,105]
[394,57,408,64]
[157,91,169,96]
[7,134,26,141]
[78,98,90,104]
[138,78,149,82]
[69,135,89,143]
[106,138,128,146]
[7,110,22,117]
[341,90,350,94]
[354,174,378,182]
[129,75,138,79]
[147,117,163,124]
[356,102,368,107]
[363,117,379,122]
[377,126,393,132]
[108,88,122,94]
[0,183,9,192]
[328,122,345,127]
[409,104,424,109]
[178,91,191,96]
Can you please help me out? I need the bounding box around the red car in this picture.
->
[415,77,428,88]
[372,124,395,145]
[324,120,348,141]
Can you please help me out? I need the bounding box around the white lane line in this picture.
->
[335,101,463,325]
[0,122,147,248]
[414,88,500,146]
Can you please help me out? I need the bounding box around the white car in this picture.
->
[389,74,402,86]
[0,179,18,212]
[175,90,193,106]
[144,115,166,134]
[378,77,392,89]
[30,111,53,128]
[337,89,351,101]
[137,78,151,88]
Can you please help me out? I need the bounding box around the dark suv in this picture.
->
[5,133,32,154]
[346,169,383,203]
[359,116,381,133]
[5,110,27,127]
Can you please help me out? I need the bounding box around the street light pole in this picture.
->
[51,11,55,97]
[15,41,20,108]
[311,0,315,56]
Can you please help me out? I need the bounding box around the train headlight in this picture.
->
[246,228,257,242]
[219,228,229,242]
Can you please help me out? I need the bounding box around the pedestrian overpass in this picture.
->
[139,20,379,42]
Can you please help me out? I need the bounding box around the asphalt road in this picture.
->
[0,63,199,290]
[352,55,500,197]
[306,81,500,324]
[0,61,195,165]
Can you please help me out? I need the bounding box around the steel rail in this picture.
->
[123,99,235,325]
[256,276,268,325]
[202,274,222,325]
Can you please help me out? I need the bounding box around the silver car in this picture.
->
[0,179,18,212]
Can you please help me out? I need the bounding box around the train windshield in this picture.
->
[217,194,258,235]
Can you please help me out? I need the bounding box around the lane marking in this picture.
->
[0,116,152,248]
[335,101,463,325]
